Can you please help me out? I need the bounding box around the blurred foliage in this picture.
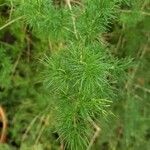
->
[0,0,150,150]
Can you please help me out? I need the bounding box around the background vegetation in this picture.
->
[0,0,150,150]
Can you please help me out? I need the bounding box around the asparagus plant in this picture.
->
[1,0,144,149]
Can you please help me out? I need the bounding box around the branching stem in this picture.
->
[87,118,101,150]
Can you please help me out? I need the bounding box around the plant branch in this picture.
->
[87,118,101,150]
[65,0,78,39]
[121,10,150,16]
[21,115,40,142]
[0,106,7,143]
[34,115,50,145]
[12,51,22,74]
[0,16,23,31]
[134,84,150,93]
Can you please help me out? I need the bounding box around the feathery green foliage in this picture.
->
[0,0,149,150]
[42,42,125,149]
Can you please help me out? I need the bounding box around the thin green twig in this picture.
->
[0,16,23,31]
